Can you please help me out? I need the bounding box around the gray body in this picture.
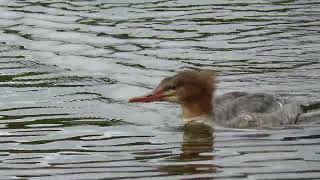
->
[213,92,320,128]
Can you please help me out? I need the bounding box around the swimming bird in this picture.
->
[129,70,319,128]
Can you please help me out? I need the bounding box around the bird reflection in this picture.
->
[181,123,214,161]
[158,124,217,175]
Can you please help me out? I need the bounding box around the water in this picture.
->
[0,0,320,179]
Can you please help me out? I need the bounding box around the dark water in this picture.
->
[0,0,320,179]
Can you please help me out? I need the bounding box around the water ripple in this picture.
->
[0,0,319,179]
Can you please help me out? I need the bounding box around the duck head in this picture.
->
[129,70,217,119]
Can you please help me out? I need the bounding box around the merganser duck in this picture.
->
[129,70,319,128]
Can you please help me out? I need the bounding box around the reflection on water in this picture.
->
[0,0,320,179]
[159,125,216,176]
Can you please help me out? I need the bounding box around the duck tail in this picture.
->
[298,101,320,124]
[301,101,320,113]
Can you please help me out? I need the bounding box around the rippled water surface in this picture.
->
[0,0,320,179]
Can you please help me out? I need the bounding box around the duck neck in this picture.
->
[181,96,214,123]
